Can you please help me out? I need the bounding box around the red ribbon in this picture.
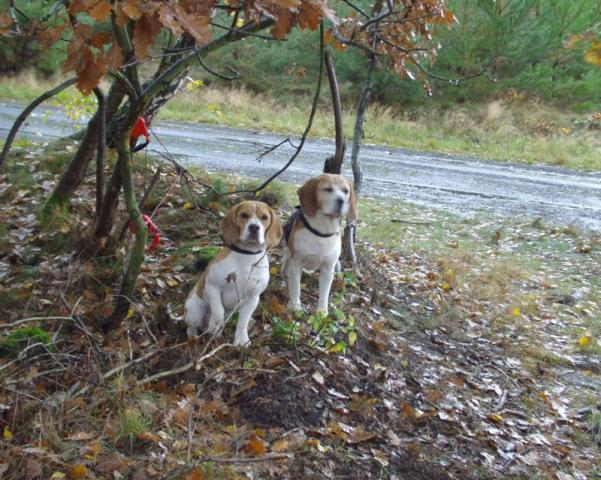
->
[129,214,161,252]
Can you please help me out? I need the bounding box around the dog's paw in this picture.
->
[287,301,302,312]
[233,335,250,347]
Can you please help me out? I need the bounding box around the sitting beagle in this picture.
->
[282,174,357,315]
[185,200,283,346]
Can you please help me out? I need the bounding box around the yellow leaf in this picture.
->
[270,266,279,275]
[50,473,67,480]
[126,308,134,319]
[166,279,178,287]
[183,202,194,210]
[511,307,521,317]
[584,41,601,67]
[235,17,245,28]
[68,464,88,479]
[488,413,503,423]
[578,336,590,346]
[348,331,357,346]
[3,426,12,439]
[441,282,451,292]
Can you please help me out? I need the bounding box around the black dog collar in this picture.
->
[228,243,264,255]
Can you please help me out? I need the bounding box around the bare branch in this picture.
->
[227,23,326,195]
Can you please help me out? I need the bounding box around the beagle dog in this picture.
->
[185,201,283,346]
[282,174,357,315]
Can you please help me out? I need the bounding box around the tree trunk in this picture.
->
[42,81,126,219]
[323,50,345,175]
[350,53,376,195]
[103,139,147,331]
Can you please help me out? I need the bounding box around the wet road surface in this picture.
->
[1,100,600,230]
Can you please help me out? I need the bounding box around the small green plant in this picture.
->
[270,316,301,344]
[116,407,151,449]
[0,327,52,358]
[589,410,601,445]
[308,308,357,353]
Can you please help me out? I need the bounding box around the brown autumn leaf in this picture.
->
[0,14,13,35]
[133,13,162,59]
[137,431,162,443]
[246,435,267,455]
[89,0,112,21]
[174,4,213,46]
[96,452,129,474]
[25,458,42,480]
[349,394,377,418]
[266,297,286,315]
[272,10,295,40]
[121,0,144,20]
[184,467,204,480]
[298,1,323,30]
[105,43,124,71]
[37,24,66,48]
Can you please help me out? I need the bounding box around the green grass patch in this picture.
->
[1,73,600,171]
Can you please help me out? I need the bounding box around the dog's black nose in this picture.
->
[248,223,260,233]
[337,198,344,207]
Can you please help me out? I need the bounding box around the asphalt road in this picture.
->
[1,100,600,230]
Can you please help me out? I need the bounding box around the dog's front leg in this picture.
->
[204,285,225,335]
[233,296,260,346]
[317,260,337,315]
[286,258,303,311]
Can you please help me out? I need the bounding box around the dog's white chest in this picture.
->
[209,253,269,310]
[293,229,341,270]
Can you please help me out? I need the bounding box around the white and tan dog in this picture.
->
[185,201,283,346]
[282,174,357,315]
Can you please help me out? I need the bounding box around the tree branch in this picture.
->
[0,77,77,170]
[226,23,326,195]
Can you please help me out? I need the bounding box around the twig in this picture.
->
[136,343,233,385]
[0,77,77,169]
[226,23,326,195]
[0,316,75,329]
[196,452,293,464]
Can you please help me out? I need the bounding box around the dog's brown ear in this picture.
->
[266,206,283,250]
[298,177,320,217]
[221,204,240,246]
[346,178,358,224]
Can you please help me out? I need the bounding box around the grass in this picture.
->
[1,72,601,171]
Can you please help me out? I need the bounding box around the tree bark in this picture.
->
[103,139,147,331]
[42,81,126,218]
[350,53,376,195]
[323,50,345,175]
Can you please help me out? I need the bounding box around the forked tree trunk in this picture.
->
[42,82,126,219]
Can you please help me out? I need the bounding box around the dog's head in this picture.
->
[298,174,357,223]
[221,200,283,250]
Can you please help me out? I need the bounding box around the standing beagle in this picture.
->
[282,174,357,315]
[185,201,283,346]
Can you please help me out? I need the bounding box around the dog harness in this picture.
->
[284,206,338,244]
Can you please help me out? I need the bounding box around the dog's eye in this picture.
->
[342,188,349,194]
[261,215,269,221]
[324,187,333,192]
[240,212,249,219]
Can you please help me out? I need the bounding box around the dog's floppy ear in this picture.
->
[265,206,283,250]
[221,204,240,245]
[298,177,321,217]
[346,178,358,224]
